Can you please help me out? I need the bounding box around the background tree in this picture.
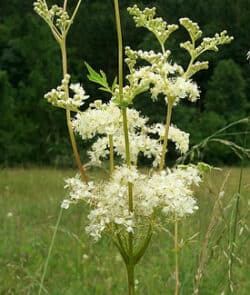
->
[0,0,249,166]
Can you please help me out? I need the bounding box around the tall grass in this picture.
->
[0,167,249,294]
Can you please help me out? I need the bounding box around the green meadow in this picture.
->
[0,167,249,294]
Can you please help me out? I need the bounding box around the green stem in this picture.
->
[232,157,244,242]
[60,39,88,184]
[161,43,166,54]
[158,99,177,294]
[174,220,179,295]
[109,135,114,176]
[113,0,124,99]
[113,1,135,294]
[63,0,68,11]
[134,224,152,264]
[159,101,173,171]
[38,207,63,295]
[122,108,131,167]
[112,232,129,264]
[65,0,82,36]
[184,57,195,79]
[126,263,135,295]
[228,127,247,292]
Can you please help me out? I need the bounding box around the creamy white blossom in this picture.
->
[34,0,74,36]
[73,101,161,166]
[73,101,147,139]
[88,133,162,167]
[123,7,233,106]
[127,5,178,47]
[124,47,200,105]
[45,74,89,111]
[73,101,189,167]
[63,165,203,240]
[61,199,71,209]
[149,123,190,154]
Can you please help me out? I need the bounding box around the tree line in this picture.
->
[0,0,249,166]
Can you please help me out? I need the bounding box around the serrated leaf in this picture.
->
[99,87,112,94]
[85,61,112,94]
[112,76,117,92]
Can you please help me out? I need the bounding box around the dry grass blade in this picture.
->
[194,170,231,295]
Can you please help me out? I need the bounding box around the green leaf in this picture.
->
[99,87,113,93]
[112,76,117,92]
[197,162,212,173]
[84,62,112,94]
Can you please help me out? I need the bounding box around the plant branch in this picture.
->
[60,39,88,184]
[134,225,152,264]
[63,0,68,11]
[174,220,179,295]
[159,101,173,171]
[65,0,82,36]
[113,1,135,294]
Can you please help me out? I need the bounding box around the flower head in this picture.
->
[44,74,89,111]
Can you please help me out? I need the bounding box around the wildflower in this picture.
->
[34,0,71,35]
[61,199,71,209]
[44,74,89,111]
[63,164,203,241]
[127,5,178,47]
[149,124,190,154]
[124,46,199,105]
[73,101,189,167]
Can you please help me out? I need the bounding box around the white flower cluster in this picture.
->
[123,47,200,106]
[62,176,95,208]
[122,6,233,106]
[149,123,190,154]
[34,2,230,248]
[147,166,201,218]
[62,165,202,241]
[127,5,178,47]
[34,0,71,34]
[44,74,89,111]
[88,132,162,167]
[73,101,189,166]
[73,101,128,138]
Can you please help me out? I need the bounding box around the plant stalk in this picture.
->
[38,207,63,295]
[113,0,124,99]
[60,39,88,184]
[113,0,135,294]
[174,220,179,295]
[63,0,68,11]
[158,99,176,295]
[228,127,247,292]
[126,263,135,295]
[159,101,173,171]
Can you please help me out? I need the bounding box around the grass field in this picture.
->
[0,167,249,295]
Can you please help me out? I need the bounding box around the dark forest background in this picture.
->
[0,0,249,167]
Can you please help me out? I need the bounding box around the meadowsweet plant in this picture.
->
[34,1,233,294]
[34,0,88,184]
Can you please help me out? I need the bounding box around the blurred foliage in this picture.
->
[0,0,249,166]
